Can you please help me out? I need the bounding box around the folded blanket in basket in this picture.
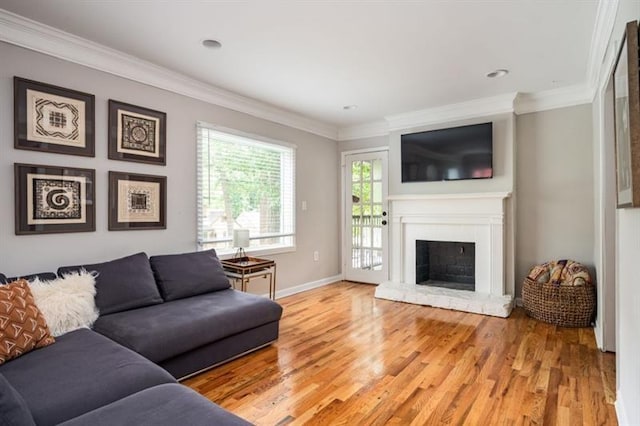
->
[527,260,591,287]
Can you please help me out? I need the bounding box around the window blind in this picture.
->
[196,122,296,254]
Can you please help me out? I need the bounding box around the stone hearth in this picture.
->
[374,192,514,317]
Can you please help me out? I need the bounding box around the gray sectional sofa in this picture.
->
[0,249,283,425]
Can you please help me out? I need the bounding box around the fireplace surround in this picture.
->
[374,192,514,317]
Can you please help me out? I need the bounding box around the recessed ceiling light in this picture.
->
[486,69,509,78]
[343,105,358,110]
[202,39,222,49]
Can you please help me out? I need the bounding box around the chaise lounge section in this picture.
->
[0,249,282,424]
[58,250,283,379]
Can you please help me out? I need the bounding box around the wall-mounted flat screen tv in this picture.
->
[401,122,493,182]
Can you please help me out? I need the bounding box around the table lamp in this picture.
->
[233,229,250,260]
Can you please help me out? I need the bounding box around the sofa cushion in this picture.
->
[15,272,59,283]
[0,328,175,426]
[58,252,163,315]
[0,373,35,426]
[93,289,283,363]
[58,383,252,426]
[0,280,55,365]
[0,272,57,284]
[150,249,230,301]
[28,271,99,337]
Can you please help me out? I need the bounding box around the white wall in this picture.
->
[615,210,640,424]
[515,105,595,296]
[0,42,341,294]
[592,2,640,424]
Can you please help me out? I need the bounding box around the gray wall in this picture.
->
[515,104,594,294]
[0,42,341,293]
[388,114,515,195]
[339,135,388,152]
[339,115,515,195]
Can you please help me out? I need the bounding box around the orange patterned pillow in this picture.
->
[0,280,55,364]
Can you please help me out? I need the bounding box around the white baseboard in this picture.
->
[264,274,343,299]
[515,297,523,307]
[616,391,630,426]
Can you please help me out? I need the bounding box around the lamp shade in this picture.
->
[232,229,250,248]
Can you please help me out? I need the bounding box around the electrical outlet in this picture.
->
[302,201,307,211]
[313,251,319,261]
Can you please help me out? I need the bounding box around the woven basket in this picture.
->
[522,277,595,327]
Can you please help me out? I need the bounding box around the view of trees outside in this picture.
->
[351,159,383,270]
[200,132,286,250]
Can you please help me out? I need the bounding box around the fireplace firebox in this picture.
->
[415,240,475,291]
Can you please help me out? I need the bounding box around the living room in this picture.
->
[0,1,638,425]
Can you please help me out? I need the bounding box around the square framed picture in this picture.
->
[14,77,95,157]
[109,171,166,230]
[15,163,95,235]
[613,21,640,208]
[108,100,166,165]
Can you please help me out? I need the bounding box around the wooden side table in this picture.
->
[221,257,277,300]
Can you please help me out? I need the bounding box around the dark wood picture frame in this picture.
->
[108,100,166,165]
[613,21,640,208]
[109,171,167,230]
[14,77,95,157]
[14,163,95,235]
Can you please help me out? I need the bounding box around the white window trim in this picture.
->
[196,121,297,257]
[197,121,298,150]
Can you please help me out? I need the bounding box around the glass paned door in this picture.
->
[344,151,388,284]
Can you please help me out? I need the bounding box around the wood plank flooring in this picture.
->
[184,282,617,425]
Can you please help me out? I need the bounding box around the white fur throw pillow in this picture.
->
[28,271,99,337]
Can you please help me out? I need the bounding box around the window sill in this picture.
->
[209,245,296,260]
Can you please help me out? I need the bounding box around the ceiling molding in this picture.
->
[337,121,389,141]
[0,9,338,140]
[341,83,596,140]
[385,93,518,133]
[586,0,619,96]
[514,84,594,115]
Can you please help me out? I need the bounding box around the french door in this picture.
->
[343,150,388,284]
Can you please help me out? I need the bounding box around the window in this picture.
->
[197,122,295,255]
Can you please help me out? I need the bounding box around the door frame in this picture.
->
[341,146,389,283]
[595,62,617,353]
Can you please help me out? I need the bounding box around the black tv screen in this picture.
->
[401,122,493,182]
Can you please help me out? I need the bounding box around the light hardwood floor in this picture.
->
[184,281,617,425]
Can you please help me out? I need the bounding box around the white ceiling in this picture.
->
[0,1,600,129]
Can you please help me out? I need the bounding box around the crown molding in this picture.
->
[337,120,389,141]
[586,0,619,96]
[0,9,338,140]
[514,84,594,115]
[385,93,518,132]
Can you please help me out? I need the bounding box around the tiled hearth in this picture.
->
[374,192,514,317]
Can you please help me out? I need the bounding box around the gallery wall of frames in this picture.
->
[13,76,167,235]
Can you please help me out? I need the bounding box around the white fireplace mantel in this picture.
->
[375,192,514,317]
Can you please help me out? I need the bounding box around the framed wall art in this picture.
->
[14,77,95,157]
[14,163,95,235]
[613,20,640,208]
[109,171,166,230]
[108,100,166,165]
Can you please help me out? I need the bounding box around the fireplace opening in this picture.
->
[416,240,475,291]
